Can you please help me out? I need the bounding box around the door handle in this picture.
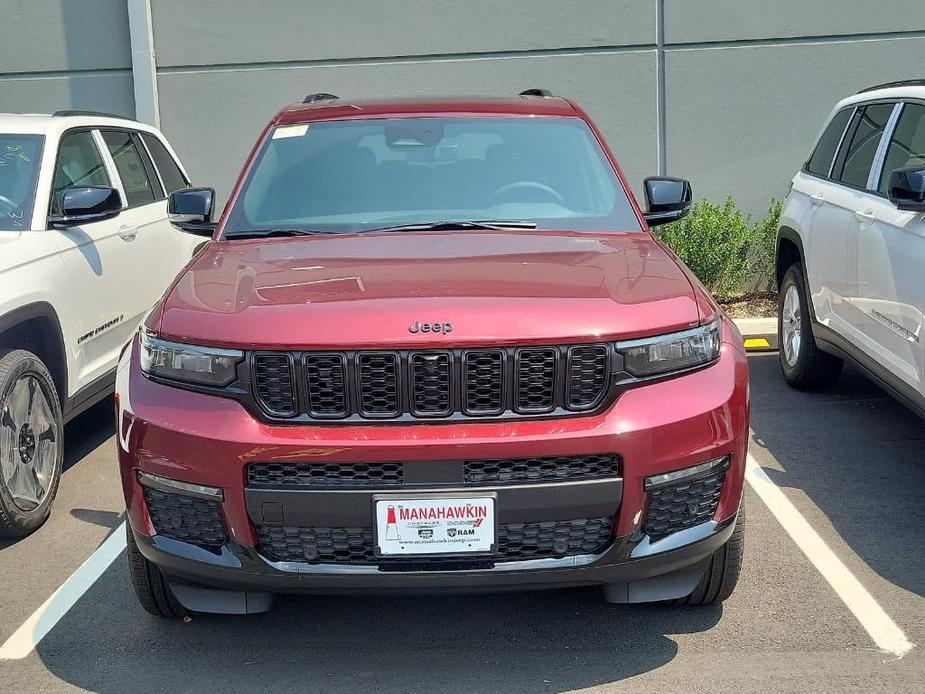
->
[118,224,137,241]
[854,209,875,225]
[810,193,825,207]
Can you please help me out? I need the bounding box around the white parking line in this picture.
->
[0,522,127,661]
[745,454,914,660]
[0,459,915,662]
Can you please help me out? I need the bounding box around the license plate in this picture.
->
[374,496,496,556]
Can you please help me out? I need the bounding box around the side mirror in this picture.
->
[48,186,121,228]
[887,166,925,212]
[168,187,216,236]
[642,177,692,227]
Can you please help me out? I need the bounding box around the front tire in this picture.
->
[126,524,188,618]
[778,263,843,389]
[0,349,64,538]
[671,502,745,606]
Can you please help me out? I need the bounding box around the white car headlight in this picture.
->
[616,319,721,378]
[139,329,243,386]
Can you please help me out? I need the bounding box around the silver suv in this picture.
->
[775,79,925,417]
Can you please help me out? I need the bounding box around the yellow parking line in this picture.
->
[743,338,772,350]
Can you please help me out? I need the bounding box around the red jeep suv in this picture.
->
[116,91,748,617]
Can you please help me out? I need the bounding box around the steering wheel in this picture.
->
[0,193,18,215]
[490,181,565,205]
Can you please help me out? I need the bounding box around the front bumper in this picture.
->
[117,319,748,604]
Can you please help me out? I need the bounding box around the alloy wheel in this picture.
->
[0,374,58,511]
[781,283,802,367]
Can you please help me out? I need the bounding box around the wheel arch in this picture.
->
[775,226,805,290]
[0,303,68,403]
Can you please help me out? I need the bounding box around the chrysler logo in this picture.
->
[408,321,453,334]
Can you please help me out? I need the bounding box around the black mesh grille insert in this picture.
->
[303,353,347,417]
[253,354,295,415]
[258,526,376,563]
[410,352,451,415]
[644,470,726,541]
[357,353,399,416]
[464,454,620,485]
[516,348,557,412]
[256,516,613,564]
[463,350,503,414]
[566,345,609,409]
[246,455,617,489]
[247,462,405,488]
[143,487,226,548]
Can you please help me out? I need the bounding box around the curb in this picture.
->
[732,317,777,352]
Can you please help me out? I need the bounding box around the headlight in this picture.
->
[616,319,721,378]
[139,329,243,386]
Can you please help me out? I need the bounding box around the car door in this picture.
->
[809,102,896,340]
[137,130,205,273]
[99,129,197,326]
[51,129,138,388]
[854,101,925,395]
[796,106,855,330]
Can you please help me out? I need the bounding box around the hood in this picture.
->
[155,230,703,349]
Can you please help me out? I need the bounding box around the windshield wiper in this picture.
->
[365,220,537,233]
[223,227,334,240]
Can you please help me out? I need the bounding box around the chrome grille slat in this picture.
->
[251,344,611,421]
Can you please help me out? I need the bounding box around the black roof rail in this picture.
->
[857,79,925,94]
[519,88,553,97]
[52,109,125,119]
[302,93,339,104]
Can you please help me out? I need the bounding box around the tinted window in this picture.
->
[0,134,43,230]
[52,131,111,215]
[101,130,157,206]
[837,103,894,189]
[224,117,641,235]
[141,133,188,193]
[806,108,852,177]
[878,103,925,193]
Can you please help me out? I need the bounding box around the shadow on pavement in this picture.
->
[748,353,925,598]
[37,558,721,694]
[63,396,115,473]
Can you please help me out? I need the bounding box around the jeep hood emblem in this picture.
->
[409,321,453,334]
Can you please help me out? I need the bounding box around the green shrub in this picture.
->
[749,198,784,294]
[655,196,782,301]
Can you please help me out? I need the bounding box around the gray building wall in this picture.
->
[0,0,135,118]
[2,0,925,218]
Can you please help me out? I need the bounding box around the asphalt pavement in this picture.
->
[0,352,922,693]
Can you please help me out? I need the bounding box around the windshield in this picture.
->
[223,117,641,236]
[0,134,43,230]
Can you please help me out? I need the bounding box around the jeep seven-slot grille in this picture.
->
[250,345,611,421]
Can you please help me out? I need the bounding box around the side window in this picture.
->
[835,103,894,189]
[141,133,189,194]
[805,108,852,178]
[101,130,157,206]
[878,103,925,193]
[52,131,111,207]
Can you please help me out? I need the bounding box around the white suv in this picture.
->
[0,111,207,536]
[776,80,925,418]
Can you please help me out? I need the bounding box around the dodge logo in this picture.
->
[408,321,453,334]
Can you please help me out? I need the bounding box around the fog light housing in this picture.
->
[643,456,730,541]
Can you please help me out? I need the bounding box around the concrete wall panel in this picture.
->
[157,51,658,208]
[665,0,925,44]
[0,73,134,119]
[0,0,130,74]
[151,1,655,67]
[664,37,925,216]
